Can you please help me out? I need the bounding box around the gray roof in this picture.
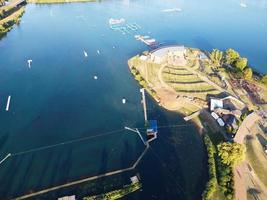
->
[151,45,185,58]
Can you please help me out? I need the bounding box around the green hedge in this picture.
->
[202,134,217,200]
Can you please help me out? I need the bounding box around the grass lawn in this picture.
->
[245,135,267,187]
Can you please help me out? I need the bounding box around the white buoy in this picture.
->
[5,95,11,111]
[97,50,100,55]
[122,98,126,104]
[94,75,98,80]
[84,50,88,57]
[27,59,32,69]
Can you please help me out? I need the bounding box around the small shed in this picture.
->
[210,98,223,111]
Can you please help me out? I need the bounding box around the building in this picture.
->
[58,195,76,200]
[151,45,186,64]
[210,98,223,111]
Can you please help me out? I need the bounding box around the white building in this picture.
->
[151,45,186,64]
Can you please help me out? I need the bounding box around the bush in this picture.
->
[202,134,217,200]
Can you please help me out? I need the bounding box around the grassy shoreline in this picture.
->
[0,6,25,38]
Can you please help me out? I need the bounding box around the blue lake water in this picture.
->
[0,0,267,199]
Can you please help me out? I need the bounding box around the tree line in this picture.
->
[202,134,245,200]
[210,48,266,82]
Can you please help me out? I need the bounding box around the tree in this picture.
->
[224,49,240,65]
[0,0,5,7]
[262,74,267,84]
[243,67,253,79]
[234,58,248,71]
[217,142,245,166]
[210,49,223,67]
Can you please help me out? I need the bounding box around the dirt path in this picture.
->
[234,112,261,144]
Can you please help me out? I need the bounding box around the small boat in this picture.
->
[240,3,247,8]
[109,18,125,25]
[84,51,88,57]
[161,8,182,12]
[145,39,156,43]
[93,75,98,80]
[97,50,100,54]
[27,59,32,69]
[122,98,126,104]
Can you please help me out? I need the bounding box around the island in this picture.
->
[128,45,267,200]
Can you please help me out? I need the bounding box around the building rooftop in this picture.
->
[151,45,185,58]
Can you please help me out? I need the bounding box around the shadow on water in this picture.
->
[98,147,108,175]
[0,133,9,151]
[1,156,23,198]
[130,96,207,200]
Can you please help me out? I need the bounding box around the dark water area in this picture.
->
[0,0,266,199]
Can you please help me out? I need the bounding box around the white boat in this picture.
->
[97,50,100,54]
[94,75,98,80]
[109,18,125,25]
[84,51,88,57]
[122,98,126,104]
[161,8,182,12]
[240,3,247,8]
[145,39,156,43]
[143,36,150,39]
[27,59,32,69]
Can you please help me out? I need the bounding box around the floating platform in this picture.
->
[146,120,158,142]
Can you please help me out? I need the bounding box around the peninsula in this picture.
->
[128,45,267,200]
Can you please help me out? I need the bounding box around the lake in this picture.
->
[0,0,266,199]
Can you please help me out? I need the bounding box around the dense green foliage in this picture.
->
[243,67,253,79]
[209,48,260,80]
[215,142,244,200]
[217,159,235,200]
[224,49,240,65]
[210,49,223,67]
[202,134,217,200]
[0,0,5,7]
[0,7,25,38]
[217,142,245,166]
[234,58,248,71]
[261,74,267,84]
[84,182,142,200]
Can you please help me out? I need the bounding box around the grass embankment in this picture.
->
[28,0,95,3]
[128,56,159,101]
[83,182,141,200]
[246,136,267,187]
[0,6,25,38]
